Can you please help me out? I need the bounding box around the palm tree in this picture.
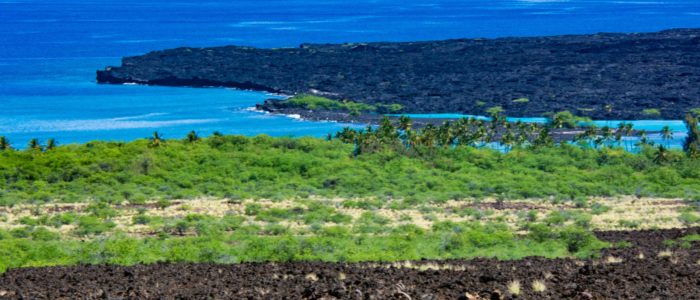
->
[406,129,419,149]
[660,126,673,148]
[437,121,453,147]
[533,126,553,147]
[149,132,163,147]
[625,123,634,148]
[624,123,634,135]
[476,123,489,146]
[615,122,627,148]
[551,115,564,129]
[600,126,613,147]
[28,138,42,151]
[377,116,398,143]
[335,127,358,144]
[0,136,10,151]
[46,138,56,151]
[186,130,200,143]
[683,113,700,158]
[421,124,437,148]
[636,130,649,148]
[398,115,412,132]
[452,118,471,145]
[593,136,604,149]
[653,145,671,165]
[501,130,515,152]
[577,125,598,147]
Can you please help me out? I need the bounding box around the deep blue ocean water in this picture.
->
[2,0,700,148]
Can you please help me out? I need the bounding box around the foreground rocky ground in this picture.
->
[1,228,698,299]
[97,28,700,119]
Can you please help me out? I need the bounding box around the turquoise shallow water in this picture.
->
[2,0,699,148]
[0,58,363,148]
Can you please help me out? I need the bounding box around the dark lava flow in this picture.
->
[98,28,700,120]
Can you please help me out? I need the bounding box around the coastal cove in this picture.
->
[1,70,691,150]
[0,58,364,149]
[3,0,700,149]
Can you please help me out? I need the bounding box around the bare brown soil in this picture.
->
[1,228,699,299]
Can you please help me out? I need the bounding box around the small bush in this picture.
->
[531,280,547,293]
[507,280,521,295]
[679,212,700,226]
[74,216,115,236]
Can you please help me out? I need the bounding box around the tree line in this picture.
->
[331,111,700,159]
[1,112,699,159]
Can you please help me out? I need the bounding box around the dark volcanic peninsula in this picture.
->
[97,28,700,120]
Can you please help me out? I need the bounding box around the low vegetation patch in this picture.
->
[282,94,403,115]
[0,218,607,273]
[642,108,662,117]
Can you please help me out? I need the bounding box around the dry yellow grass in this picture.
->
[0,196,693,237]
[605,256,624,264]
[304,273,318,282]
[658,250,673,258]
[531,280,547,293]
[507,280,521,295]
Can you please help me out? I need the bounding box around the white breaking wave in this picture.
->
[0,117,221,133]
[228,16,378,29]
[284,114,302,120]
[111,113,168,121]
[518,0,570,3]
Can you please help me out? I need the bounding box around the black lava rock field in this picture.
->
[3,228,699,299]
[97,28,700,120]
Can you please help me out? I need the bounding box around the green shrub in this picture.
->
[244,203,262,216]
[132,212,151,225]
[30,227,60,241]
[590,203,610,215]
[642,108,661,117]
[618,220,641,228]
[283,94,396,113]
[550,111,592,129]
[256,207,295,222]
[74,216,115,236]
[559,226,596,253]
[86,202,118,218]
[679,211,700,225]
[18,216,39,226]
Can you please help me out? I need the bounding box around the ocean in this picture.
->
[2,0,700,148]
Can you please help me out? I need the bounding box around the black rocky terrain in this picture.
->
[97,28,700,120]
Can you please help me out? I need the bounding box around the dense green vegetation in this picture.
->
[282,94,403,115]
[0,217,605,273]
[1,118,700,206]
